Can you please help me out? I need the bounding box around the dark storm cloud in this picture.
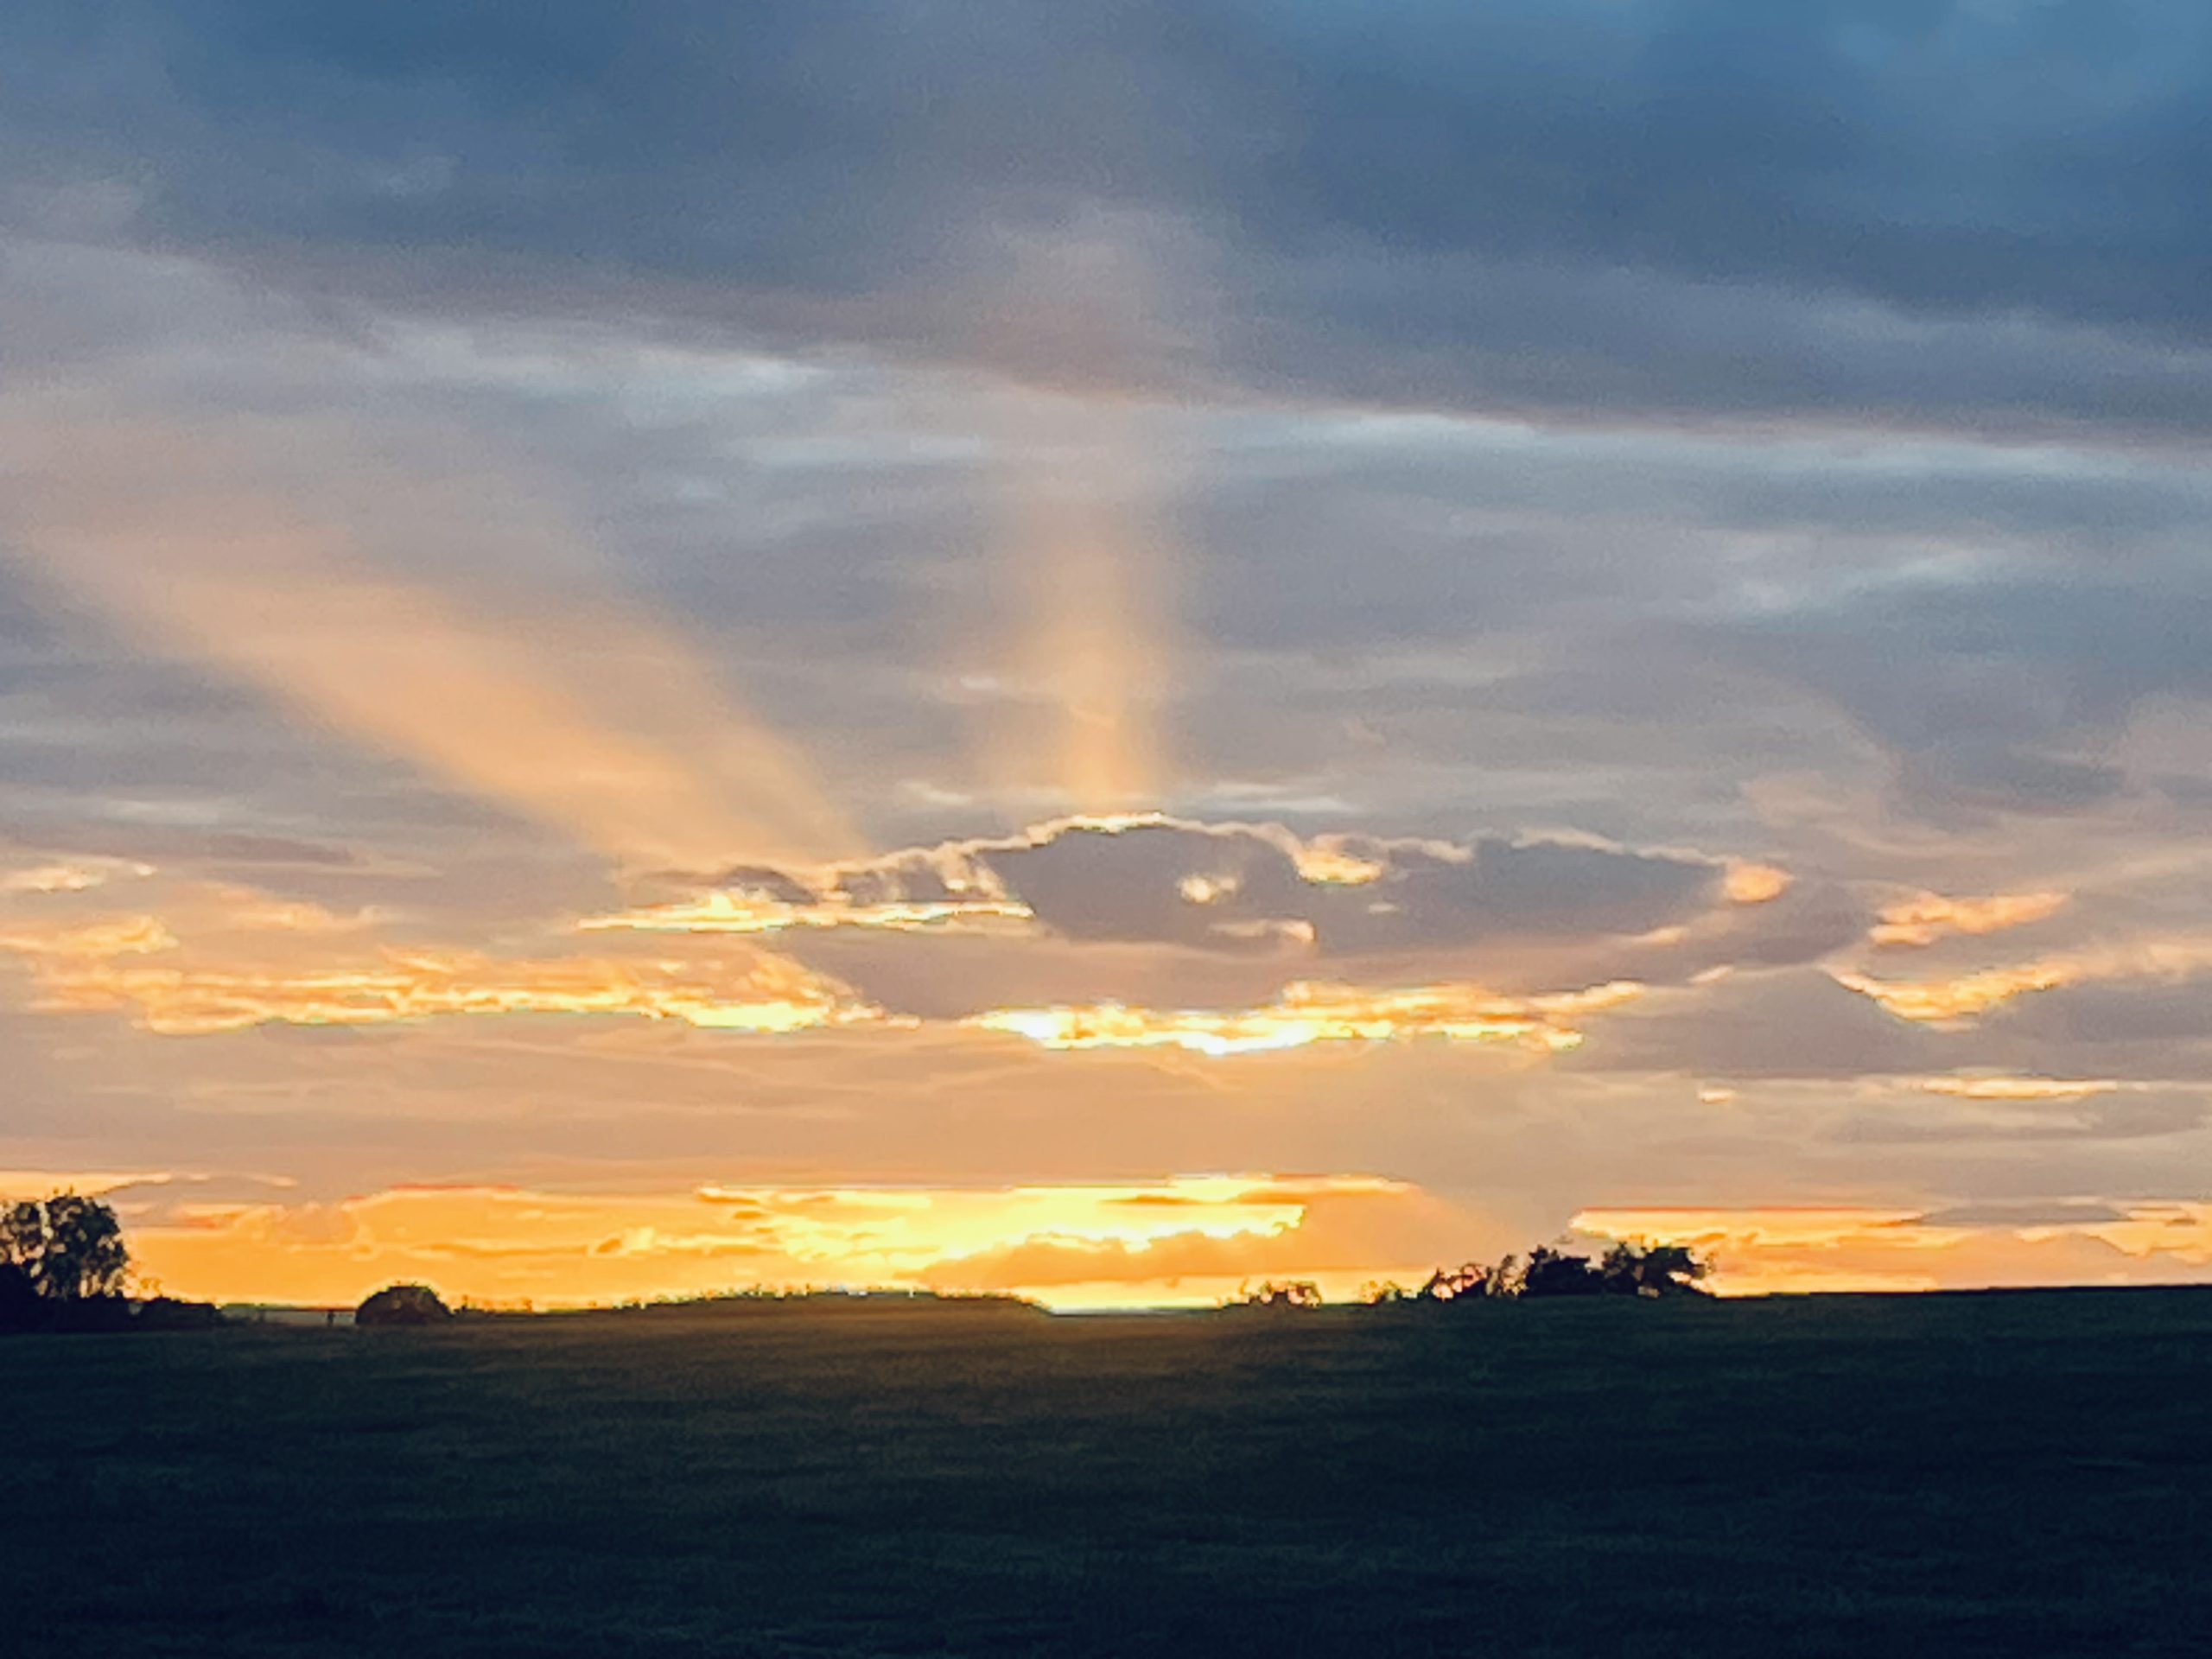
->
[965,818,1732,952]
[10,1,2212,430]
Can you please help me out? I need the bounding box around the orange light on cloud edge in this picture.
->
[0,882,1647,1055]
[964,980,1643,1058]
[1870,889,2069,949]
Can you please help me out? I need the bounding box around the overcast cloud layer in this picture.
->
[3,3,2210,1306]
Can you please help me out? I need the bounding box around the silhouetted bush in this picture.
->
[355,1283,454,1326]
[134,1295,225,1331]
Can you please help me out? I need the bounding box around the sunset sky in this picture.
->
[4,3,2211,1308]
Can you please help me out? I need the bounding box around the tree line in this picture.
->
[3,1193,1714,1332]
[1237,1239,1712,1310]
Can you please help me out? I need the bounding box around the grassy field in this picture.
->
[6,1288,2209,1657]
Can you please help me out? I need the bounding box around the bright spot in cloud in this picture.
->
[1870,890,2069,949]
[963,979,1642,1057]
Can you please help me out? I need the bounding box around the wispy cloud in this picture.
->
[1576,1203,2212,1296]
[1870,890,2069,949]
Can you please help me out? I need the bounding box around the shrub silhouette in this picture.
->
[1599,1241,1710,1298]
[355,1283,454,1326]
[1,1192,130,1305]
[135,1295,225,1332]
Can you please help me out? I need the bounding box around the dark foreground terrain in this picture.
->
[5,1288,2209,1657]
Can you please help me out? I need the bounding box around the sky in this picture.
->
[4,0,2212,1308]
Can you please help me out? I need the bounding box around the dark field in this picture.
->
[6,1289,2210,1657]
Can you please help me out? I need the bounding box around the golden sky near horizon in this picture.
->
[6,9,2212,1310]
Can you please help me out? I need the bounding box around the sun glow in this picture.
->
[3,419,860,871]
[964,979,1643,1057]
[582,891,1034,937]
[90,1174,1443,1312]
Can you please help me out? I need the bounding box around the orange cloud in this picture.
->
[1917,1075,2119,1102]
[1724,862,1792,905]
[0,857,152,895]
[582,891,1034,937]
[962,978,1643,1057]
[1575,1204,2212,1295]
[1835,936,2212,1023]
[1870,890,2069,948]
[120,1174,1459,1311]
[1832,960,2079,1022]
[0,905,873,1036]
[584,813,1395,938]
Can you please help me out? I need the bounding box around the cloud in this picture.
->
[7,4,2212,1306]
[1834,960,2082,1025]
[1916,1075,2117,1103]
[1716,568,2212,817]
[0,893,873,1037]
[0,1169,175,1201]
[1871,890,2070,949]
[113,1173,1468,1311]
[0,856,151,894]
[0,863,1647,1059]
[963,979,1640,1058]
[0,417,860,871]
[1573,968,1945,1078]
[1575,1202,2212,1296]
[11,3,2212,435]
[594,813,1753,961]
[1836,938,2212,1025]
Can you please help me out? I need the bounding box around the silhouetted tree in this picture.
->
[1,1192,130,1303]
[354,1283,454,1326]
[1397,1241,1713,1309]
[1517,1244,1606,1298]
[1599,1242,1711,1298]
